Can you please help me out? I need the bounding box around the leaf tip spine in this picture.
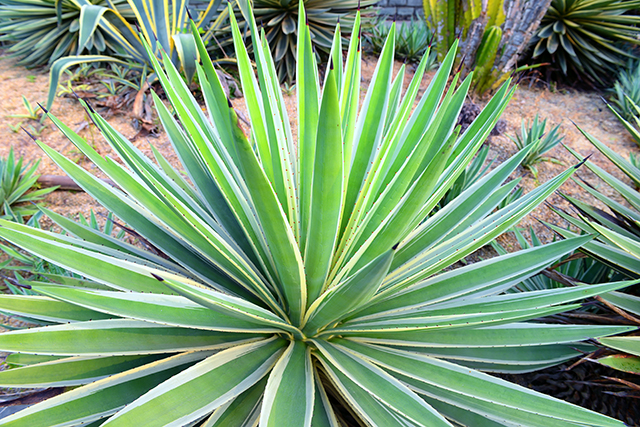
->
[151,273,165,281]
[37,102,48,114]
[21,127,37,141]
[575,154,592,169]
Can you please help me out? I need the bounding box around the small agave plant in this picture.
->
[0,2,636,426]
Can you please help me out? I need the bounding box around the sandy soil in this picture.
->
[0,52,637,252]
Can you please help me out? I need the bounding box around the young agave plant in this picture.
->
[0,3,635,426]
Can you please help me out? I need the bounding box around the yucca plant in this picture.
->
[532,0,640,87]
[0,3,635,426]
[0,148,56,222]
[509,114,564,179]
[44,0,232,109]
[237,0,376,82]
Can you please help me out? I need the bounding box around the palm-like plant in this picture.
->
[532,0,640,86]
[0,3,635,426]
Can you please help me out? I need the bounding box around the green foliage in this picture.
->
[0,210,126,296]
[494,226,639,375]
[7,96,47,136]
[366,15,438,66]
[0,0,231,109]
[0,148,56,222]
[509,114,564,179]
[607,94,640,148]
[558,129,640,278]
[493,227,619,293]
[610,60,640,121]
[238,0,377,82]
[434,144,494,211]
[0,3,634,426]
[532,0,640,87]
[0,0,133,67]
[551,128,640,374]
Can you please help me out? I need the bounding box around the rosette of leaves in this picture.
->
[607,94,640,148]
[238,0,376,82]
[0,148,56,222]
[0,3,635,426]
[365,15,437,66]
[610,60,640,121]
[509,114,564,179]
[0,0,232,109]
[532,0,640,86]
[0,0,133,68]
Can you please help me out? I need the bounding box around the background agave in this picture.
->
[531,0,640,86]
[0,0,133,67]
[0,0,231,109]
[610,60,640,121]
[0,3,635,426]
[508,114,565,179]
[0,148,56,222]
[236,0,376,82]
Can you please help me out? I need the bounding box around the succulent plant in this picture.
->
[532,0,640,86]
[508,114,565,179]
[0,3,634,426]
[610,60,640,121]
[0,147,56,222]
[239,0,376,82]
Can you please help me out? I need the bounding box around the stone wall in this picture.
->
[376,0,424,19]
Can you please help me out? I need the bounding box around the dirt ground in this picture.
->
[0,52,637,252]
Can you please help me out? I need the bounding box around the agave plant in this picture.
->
[0,3,635,426]
[0,0,133,67]
[610,60,640,122]
[607,95,640,148]
[0,0,232,109]
[365,15,437,66]
[532,0,640,86]
[0,147,56,222]
[509,114,564,179]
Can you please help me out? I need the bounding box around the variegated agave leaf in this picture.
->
[0,2,634,426]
